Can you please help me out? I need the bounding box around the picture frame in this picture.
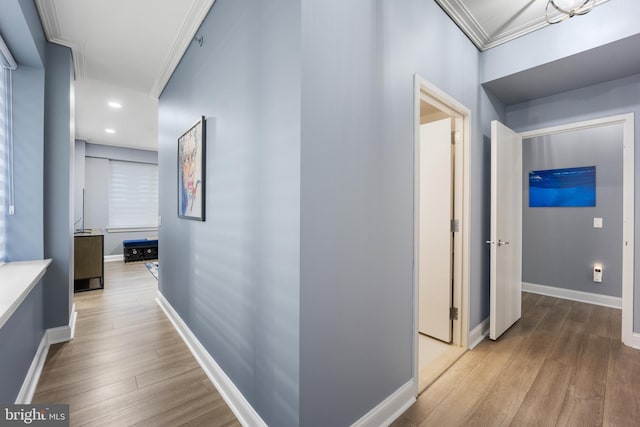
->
[178,116,206,221]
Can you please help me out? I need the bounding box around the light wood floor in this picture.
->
[418,334,465,392]
[394,292,640,427]
[33,261,240,427]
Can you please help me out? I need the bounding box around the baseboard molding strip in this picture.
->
[351,379,416,427]
[523,282,622,309]
[104,254,124,263]
[15,333,49,404]
[47,324,73,345]
[468,317,489,349]
[69,304,77,340]
[156,291,267,427]
[16,306,76,404]
[624,332,640,350]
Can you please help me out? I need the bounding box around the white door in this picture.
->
[489,120,522,340]
[419,118,453,343]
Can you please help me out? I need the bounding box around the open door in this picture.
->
[489,120,522,340]
[418,118,453,343]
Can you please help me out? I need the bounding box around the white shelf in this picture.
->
[0,259,52,330]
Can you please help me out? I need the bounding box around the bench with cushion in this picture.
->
[123,239,158,263]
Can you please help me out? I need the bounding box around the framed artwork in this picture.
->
[529,165,596,207]
[178,116,206,220]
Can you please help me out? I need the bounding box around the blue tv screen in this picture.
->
[529,166,596,207]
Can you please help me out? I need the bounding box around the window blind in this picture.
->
[108,160,158,229]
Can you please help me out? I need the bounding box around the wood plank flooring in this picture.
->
[32,261,240,427]
[394,292,640,427]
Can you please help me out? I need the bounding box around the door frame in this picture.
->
[413,74,471,394]
[519,113,637,349]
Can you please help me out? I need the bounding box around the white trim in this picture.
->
[105,227,158,233]
[627,333,640,350]
[413,74,471,396]
[150,0,216,97]
[350,380,416,427]
[468,317,489,349]
[433,0,610,51]
[0,260,52,330]
[104,254,124,263]
[15,333,49,404]
[519,113,634,347]
[35,0,86,79]
[518,113,633,139]
[15,306,76,404]
[523,282,622,309]
[69,304,77,340]
[47,324,73,345]
[155,291,267,427]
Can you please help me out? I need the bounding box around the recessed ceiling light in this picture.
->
[105,128,116,134]
[108,101,122,109]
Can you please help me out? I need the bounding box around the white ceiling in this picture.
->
[34,1,610,151]
[435,0,609,51]
[35,0,215,151]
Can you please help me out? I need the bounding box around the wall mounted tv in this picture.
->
[529,166,596,207]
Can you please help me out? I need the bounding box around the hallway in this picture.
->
[32,262,239,427]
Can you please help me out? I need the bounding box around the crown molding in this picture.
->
[35,0,86,79]
[436,0,610,51]
[150,0,216,98]
[435,0,489,50]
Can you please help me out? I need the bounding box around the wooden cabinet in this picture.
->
[74,230,104,292]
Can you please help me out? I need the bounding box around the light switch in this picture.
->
[594,217,603,228]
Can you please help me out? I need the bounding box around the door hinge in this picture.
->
[450,307,458,320]
[451,219,459,233]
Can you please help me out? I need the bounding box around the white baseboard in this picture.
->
[47,324,73,345]
[523,282,622,309]
[69,304,77,340]
[15,306,76,404]
[104,254,124,263]
[468,317,489,349]
[15,333,49,404]
[624,332,640,350]
[351,379,416,427]
[156,291,267,427]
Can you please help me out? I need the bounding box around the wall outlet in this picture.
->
[593,217,603,228]
[593,263,603,283]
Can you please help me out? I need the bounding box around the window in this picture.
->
[108,160,158,229]
[0,68,8,262]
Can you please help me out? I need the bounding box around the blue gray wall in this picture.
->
[0,281,44,403]
[522,126,623,297]
[299,1,493,424]
[158,0,300,425]
[506,72,640,332]
[0,0,73,402]
[43,42,74,329]
[74,140,85,229]
[81,142,158,255]
[0,0,70,404]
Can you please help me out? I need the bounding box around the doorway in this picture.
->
[413,75,470,393]
[517,114,637,349]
